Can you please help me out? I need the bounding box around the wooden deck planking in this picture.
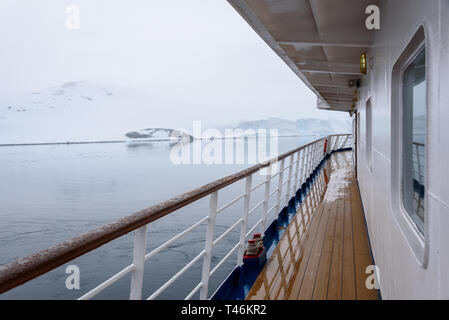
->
[311,198,338,300]
[342,196,357,300]
[248,172,327,300]
[246,151,379,300]
[327,198,345,300]
[283,199,327,300]
[350,178,378,300]
[297,199,332,300]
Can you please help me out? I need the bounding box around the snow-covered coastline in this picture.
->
[0,82,351,145]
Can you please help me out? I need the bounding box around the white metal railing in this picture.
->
[0,134,352,299]
[413,142,425,186]
[82,134,351,300]
[412,142,425,219]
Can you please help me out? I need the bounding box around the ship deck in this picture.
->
[246,151,379,300]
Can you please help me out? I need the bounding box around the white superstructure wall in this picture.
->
[355,0,449,299]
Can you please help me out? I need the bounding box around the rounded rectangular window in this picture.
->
[402,47,426,234]
[366,98,372,171]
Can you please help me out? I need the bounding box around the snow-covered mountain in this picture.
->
[0,82,171,144]
[236,117,351,137]
[295,118,351,136]
[237,118,299,136]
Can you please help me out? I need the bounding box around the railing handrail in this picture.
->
[413,142,425,147]
[0,134,351,296]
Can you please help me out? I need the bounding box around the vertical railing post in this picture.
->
[317,140,322,164]
[261,164,272,233]
[129,225,148,300]
[323,138,327,158]
[299,148,306,187]
[307,144,314,176]
[341,135,349,149]
[310,144,315,175]
[312,142,317,169]
[316,141,320,164]
[200,191,218,300]
[317,141,322,164]
[286,155,294,205]
[237,176,253,266]
[415,144,422,183]
[293,151,300,195]
[276,159,285,213]
[304,146,310,182]
[333,136,340,151]
[323,138,326,157]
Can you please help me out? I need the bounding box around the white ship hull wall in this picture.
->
[355,0,449,299]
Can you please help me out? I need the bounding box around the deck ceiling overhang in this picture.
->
[228,0,379,112]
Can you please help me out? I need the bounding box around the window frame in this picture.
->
[365,97,373,172]
[391,26,429,267]
[400,46,426,233]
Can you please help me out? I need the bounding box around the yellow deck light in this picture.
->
[360,53,367,75]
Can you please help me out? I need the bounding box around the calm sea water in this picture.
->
[0,136,316,300]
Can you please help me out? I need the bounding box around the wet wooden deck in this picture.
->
[246,151,379,300]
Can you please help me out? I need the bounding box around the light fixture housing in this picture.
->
[360,52,367,75]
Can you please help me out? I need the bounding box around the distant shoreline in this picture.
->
[0,140,127,147]
[0,134,327,148]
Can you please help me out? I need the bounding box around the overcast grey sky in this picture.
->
[0,0,349,128]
